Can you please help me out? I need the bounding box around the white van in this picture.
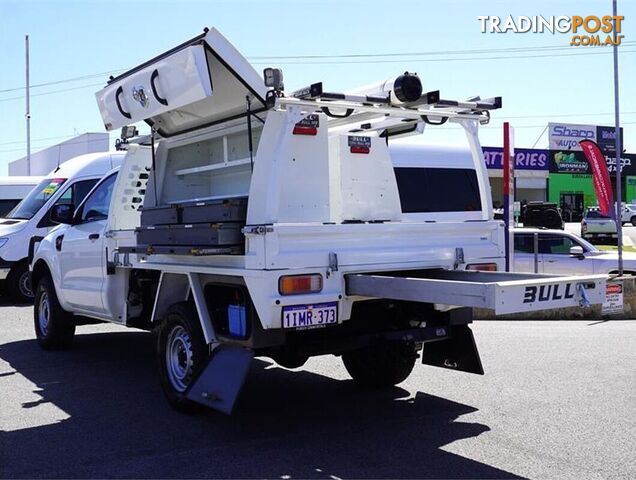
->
[0,152,124,301]
[0,176,45,217]
[390,143,483,222]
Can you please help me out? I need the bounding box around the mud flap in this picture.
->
[421,324,484,375]
[186,345,254,414]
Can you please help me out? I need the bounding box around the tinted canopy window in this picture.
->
[585,210,610,219]
[394,167,481,213]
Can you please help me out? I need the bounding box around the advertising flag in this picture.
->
[579,139,614,219]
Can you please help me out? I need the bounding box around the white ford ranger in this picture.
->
[31,28,606,414]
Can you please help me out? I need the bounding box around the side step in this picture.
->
[345,269,606,315]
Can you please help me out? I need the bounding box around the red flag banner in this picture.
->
[579,139,614,219]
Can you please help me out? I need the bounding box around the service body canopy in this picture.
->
[95,28,269,136]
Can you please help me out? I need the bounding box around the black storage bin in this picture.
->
[140,205,180,226]
[180,198,247,224]
[170,223,244,246]
[136,225,174,245]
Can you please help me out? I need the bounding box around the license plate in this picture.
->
[282,302,337,329]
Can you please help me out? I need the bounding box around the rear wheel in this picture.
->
[156,302,209,413]
[6,261,34,303]
[631,216,636,227]
[33,276,75,349]
[342,341,418,388]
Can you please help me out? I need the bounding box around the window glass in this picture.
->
[54,179,98,207]
[5,178,66,219]
[394,167,481,213]
[0,200,20,217]
[585,210,610,219]
[80,174,117,222]
[514,233,536,253]
[539,234,576,254]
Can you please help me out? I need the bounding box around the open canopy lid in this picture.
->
[95,28,269,137]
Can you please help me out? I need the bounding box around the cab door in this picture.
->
[539,233,594,276]
[59,174,118,314]
[513,232,543,273]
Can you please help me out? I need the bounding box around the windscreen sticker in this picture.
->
[42,178,65,195]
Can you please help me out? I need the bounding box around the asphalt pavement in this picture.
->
[1,303,635,479]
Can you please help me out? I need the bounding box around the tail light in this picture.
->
[466,263,498,272]
[279,274,323,295]
[292,126,317,136]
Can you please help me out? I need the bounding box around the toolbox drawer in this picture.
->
[140,205,180,226]
[136,223,243,247]
[180,198,247,224]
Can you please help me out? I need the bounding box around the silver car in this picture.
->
[581,208,617,242]
[513,228,633,275]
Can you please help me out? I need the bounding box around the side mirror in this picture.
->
[50,204,75,225]
[569,245,585,258]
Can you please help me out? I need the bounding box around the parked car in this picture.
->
[0,152,124,302]
[581,207,617,243]
[617,203,636,226]
[523,201,564,230]
[514,227,632,275]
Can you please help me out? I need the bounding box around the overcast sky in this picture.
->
[0,0,634,174]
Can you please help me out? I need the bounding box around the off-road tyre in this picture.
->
[342,341,418,388]
[33,276,75,349]
[156,302,209,413]
[7,261,34,303]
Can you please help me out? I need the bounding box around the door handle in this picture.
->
[115,86,131,119]
[88,233,100,241]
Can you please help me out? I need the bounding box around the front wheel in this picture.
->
[33,276,75,349]
[6,261,34,303]
[156,302,209,413]
[342,341,418,388]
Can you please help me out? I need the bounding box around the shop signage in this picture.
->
[549,150,590,173]
[550,151,636,176]
[482,147,548,170]
[602,281,624,315]
[597,125,624,153]
[548,122,596,151]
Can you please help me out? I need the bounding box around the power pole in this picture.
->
[613,0,623,275]
[25,35,31,176]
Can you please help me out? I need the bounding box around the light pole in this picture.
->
[613,0,623,275]
[25,35,31,176]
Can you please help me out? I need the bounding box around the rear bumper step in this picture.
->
[345,269,606,315]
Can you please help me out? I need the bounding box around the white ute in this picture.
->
[31,28,607,414]
[0,153,123,301]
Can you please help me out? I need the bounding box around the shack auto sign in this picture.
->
[548,122,596,151]
[482,147,548,170]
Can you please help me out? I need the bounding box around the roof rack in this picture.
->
[276,82,501,132]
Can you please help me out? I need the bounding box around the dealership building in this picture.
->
[484,122,631,222]
[8,132,109,176]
